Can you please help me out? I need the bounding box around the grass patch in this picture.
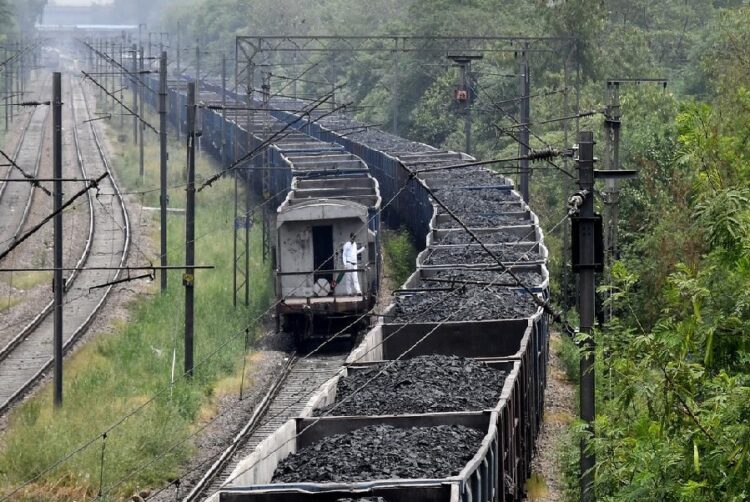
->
[525,472,550,500]
[1,271,52,291]
[382,227,417,287]
[0,104,272,499]
[0,296,23,311]
[556,332,580,383]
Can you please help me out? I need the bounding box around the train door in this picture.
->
[312,225,334,286]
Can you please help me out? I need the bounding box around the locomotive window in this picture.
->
[312,226,334,284]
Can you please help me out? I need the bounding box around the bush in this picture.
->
[382,228,417,287]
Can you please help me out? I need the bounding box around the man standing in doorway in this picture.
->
[342,233,364,295]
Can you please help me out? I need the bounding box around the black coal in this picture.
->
[437,212,530,228]
[391,287,539,322]
[434,230,520,245]
[422,245,541,265]
[417,269,545,289]
[315,355,506,416]
[272,424,485,483]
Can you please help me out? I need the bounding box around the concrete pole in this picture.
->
[391,41,399,135]
[15,41,21,120]
[52,72,63,408]
[519,45,530,203]
[604,82,621,262]
[159,51,169,291]
[176,22,182,140]
[119,43,124,127]
[461,62,472,156]
[245,65,253,306]
[577,130,596,502]
[131,44,138,145]
[18,38,24,106]
[221,55,227,167]
[139,46,144,183]
[195,44,200,98]
[184,82,196,378]
[4,47,9,130]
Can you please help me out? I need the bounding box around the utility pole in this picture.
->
[18,39,24,108]
[572,130,596,502]
[119,42,124,128]
[159,51,168,292]
[4,46,9,130]
[16,41,22,116]
[447,54,482,157]
[131,43,138,145]
[96,39,102,101]
[176,23,182,140]
[139,45,145,183]
[221,55,227,167]
[52,72,63,408]
[184,82,197,378]
[519,44,530,203]
[603,81,621,263]
[391,44,399,135]
[195,43,202,158]
[195,43,200,98]
[261,71,271,263]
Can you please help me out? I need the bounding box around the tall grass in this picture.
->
[382,228,417,287]
[0,99,272,499]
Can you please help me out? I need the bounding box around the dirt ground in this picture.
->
[525,332,576,501]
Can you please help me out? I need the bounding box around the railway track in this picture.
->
[183,352,346,501]
[0,76,130,414]
[0,77,51,256]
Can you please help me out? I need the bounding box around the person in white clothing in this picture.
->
[341,233,364,295]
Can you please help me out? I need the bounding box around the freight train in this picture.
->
[141,66,549,501]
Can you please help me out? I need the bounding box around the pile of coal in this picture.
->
[272,424,485,483]
[417,269,545,289]
[437,188,519,216]
[390,287,539,322]
[438,212,530,228]
[422,168,505,188]
[434,230,520,245]
[315,355,506,416]
[422,245,541,265]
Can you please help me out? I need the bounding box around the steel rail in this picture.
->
[0,77,95,364]
[0,76,130,415]
[0,78,51,255]
[182,354,298,501]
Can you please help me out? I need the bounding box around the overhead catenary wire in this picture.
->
[197,95,348,191]
[0,170,410,501]
[0,172,109,264]
[1,56,564,498]
[108,176,562,498]
[80,71,158,134]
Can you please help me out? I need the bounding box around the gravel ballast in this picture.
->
[422,245,542,265]
[272,424,485,483]
[315,355,507,416]
[391,287,539,322]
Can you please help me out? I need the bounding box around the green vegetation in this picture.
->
[0,99,272,498]
[382,228,417,287]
